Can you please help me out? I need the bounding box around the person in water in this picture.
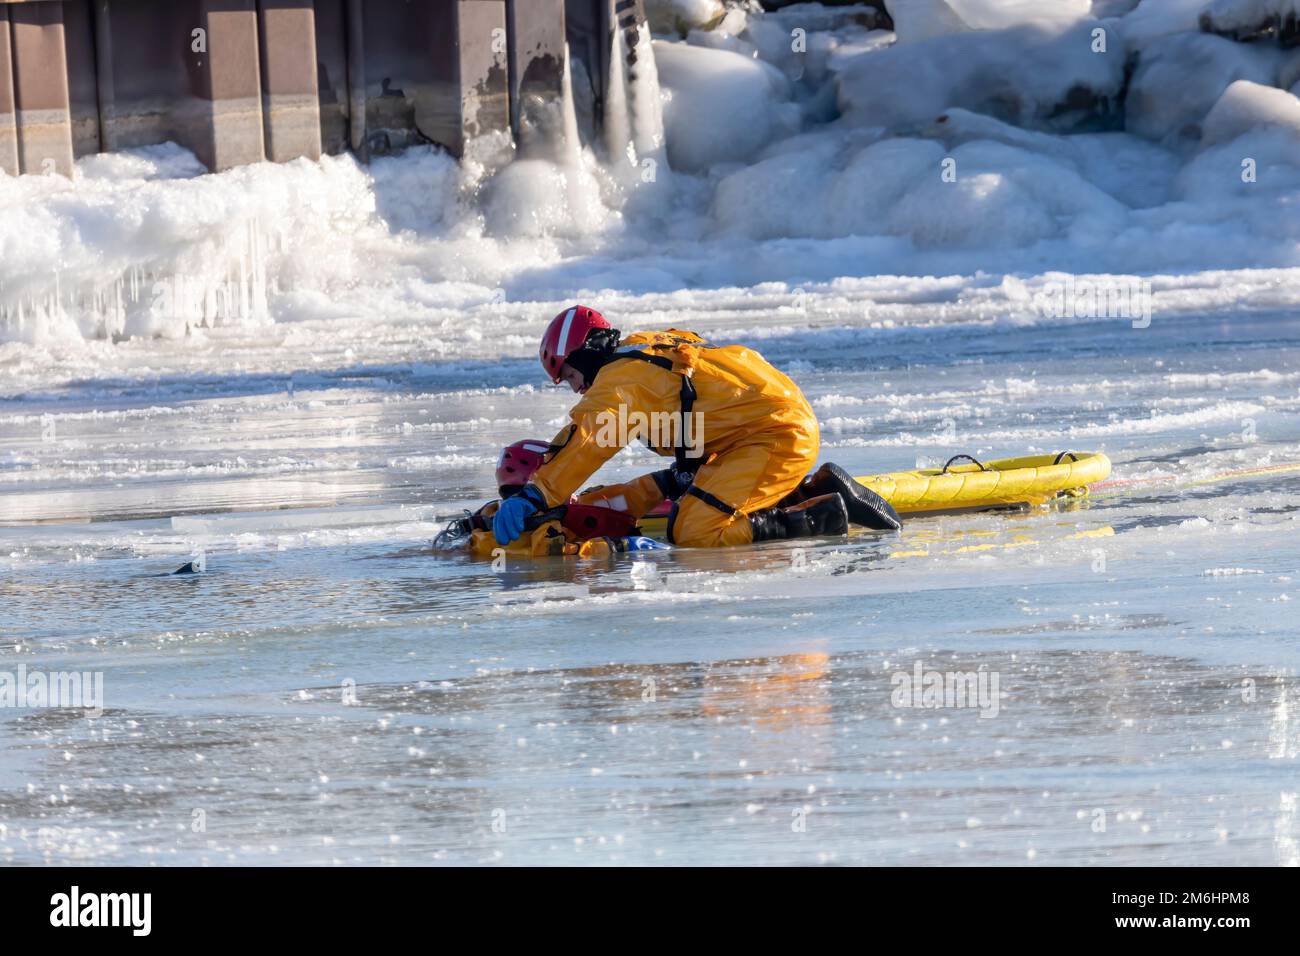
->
[458,439,669,558]
[492,305,901,548]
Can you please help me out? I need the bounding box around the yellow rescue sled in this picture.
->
[629,452,1111,538]
[855,451,1111,515]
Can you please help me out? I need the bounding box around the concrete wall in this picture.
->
[7,1,76,175]
[0,9,18,174]
[0,0,630,176]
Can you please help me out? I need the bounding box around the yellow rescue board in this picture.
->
[856,452,1111,515]
[636,452,1110,536]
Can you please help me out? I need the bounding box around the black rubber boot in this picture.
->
[749,493,849,541]
[803,463,902,531]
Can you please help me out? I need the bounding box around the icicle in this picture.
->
[626,20,666,164]
[604,24,633,166]
[560,42,583,168]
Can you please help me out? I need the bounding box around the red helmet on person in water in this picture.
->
[539,305,610,383]
[495,439,550,495]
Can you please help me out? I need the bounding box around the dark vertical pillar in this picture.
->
[9,1,76,176]
[312,0,348,155]
[197,0,265,170]
[96,0,204,155]
[92,0,116,153]
[64,0,102,157]
[345,0,365,157]
[506,0,566,157]
[0,6,17,176]
[257,0,321,162]
[564,0,606,143]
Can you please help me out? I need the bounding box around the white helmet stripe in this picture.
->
[556,307,578,359]
[522,442,549,453]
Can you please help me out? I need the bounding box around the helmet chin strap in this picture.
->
[564,329,620,390]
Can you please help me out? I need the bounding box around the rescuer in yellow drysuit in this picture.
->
[491,306,901,548]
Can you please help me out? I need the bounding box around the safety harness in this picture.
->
[608,341,741,523]
[609,347,700,483]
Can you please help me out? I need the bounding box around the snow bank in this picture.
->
[0,145,384,344]
[7,0,1300,352]
[1284,53,1300,92]
[704,3,893,93]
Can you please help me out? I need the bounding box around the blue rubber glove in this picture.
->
[493,489,542,544]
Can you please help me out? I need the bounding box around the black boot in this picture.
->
[803,463,902,531]
[749,493,849,541]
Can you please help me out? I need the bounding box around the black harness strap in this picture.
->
[612,342,740,523]
[666,485,740,546]
[685,484,740,517]
[611,348,702,484]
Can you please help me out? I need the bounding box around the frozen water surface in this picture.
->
[2,305,1297,865]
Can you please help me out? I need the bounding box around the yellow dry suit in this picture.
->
[527,330,819,547]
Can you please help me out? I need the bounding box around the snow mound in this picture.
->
[1202,78,1300,147]
[653,40,799,172]
[1176,125,1300,202]
[711,135,945,240]
[1117,0,1212,47]
[891,140,1127,248]
[711,130,1127,250]
[884,0,1092,43]
[1125,32,1283,145]
[1200,0,1300,39]
[836,19,1126,133]
[921,108,1181,208]
[482,158,616,238]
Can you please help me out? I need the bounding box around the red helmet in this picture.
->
[496,439,550,493]
[539,305,610,383]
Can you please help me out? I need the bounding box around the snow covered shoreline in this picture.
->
[1,0,1298,358]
